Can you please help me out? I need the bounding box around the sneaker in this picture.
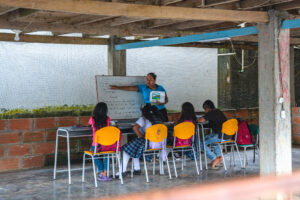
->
[115,171,128,178]
[133,170,141,175]
[97,174,112,182]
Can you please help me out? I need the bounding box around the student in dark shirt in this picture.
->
[198,100,227,169]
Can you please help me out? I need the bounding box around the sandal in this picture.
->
[209,166,220,170]
[216,163,224,167]
[97,174,112,181]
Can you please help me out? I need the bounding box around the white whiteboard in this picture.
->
[95,75,145,119]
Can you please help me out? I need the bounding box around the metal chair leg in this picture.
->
[165,153,172,179]
[107,154,110,177]
[82,153,86,182]
[181,150,184,171]
[171,149,177,178]
[198,147,202,171]
[232,145,236,167]
[117,154,123,184]
[112,155,115,178]
[229,145,233,166]
[219,144,227,171]
[153,153,156,175]
[131,158,134,178]
[243,147,247,168]
[53,130,59,180]
[92,157,98,187]
[234,143,243,168]
[192,148,200,175]
[143,154,149,182]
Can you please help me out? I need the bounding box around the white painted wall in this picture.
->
[0,42,217,111]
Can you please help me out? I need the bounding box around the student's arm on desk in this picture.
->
[110,85,138,91]
[133,124,144,138]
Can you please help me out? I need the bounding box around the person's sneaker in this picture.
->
[115,171,128,178]
[133,170,141,175]
[97,174,112,182]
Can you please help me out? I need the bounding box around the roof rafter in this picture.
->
[0,6,17,15]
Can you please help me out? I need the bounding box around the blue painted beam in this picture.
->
[115,18,300,51]
[115,26,258,50]
[282,18,300,29]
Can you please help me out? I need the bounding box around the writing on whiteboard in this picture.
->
[95,76,145,119]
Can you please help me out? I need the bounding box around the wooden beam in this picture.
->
[0,6,17,15]
[0,0,269,23]
[0,17,198,37]
[115,26,259,50]
[7,8,38,22]
[275,1,300,11]
[110,16,147,27]
[0,32,258,49]
[196,0,239,8]
[0,33,108,44]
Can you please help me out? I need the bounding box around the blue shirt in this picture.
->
[137,84,166,110]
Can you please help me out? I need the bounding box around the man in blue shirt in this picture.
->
[110,73,169,121]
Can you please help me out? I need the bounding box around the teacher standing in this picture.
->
[110,72,169,122]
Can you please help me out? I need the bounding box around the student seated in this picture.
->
[117,103,165,177]
[198,100,227,169]
[172,102,198,159]
[89,102,120,181]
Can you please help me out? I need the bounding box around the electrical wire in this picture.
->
[228,39,258,69]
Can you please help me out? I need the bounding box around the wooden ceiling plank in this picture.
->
[110,16,147,26]
[75,16,116,26]
[275,1,300,11]
[0,0,269,23]
[7,8,38,22]
[160,0,184,6]
[0,6,18,15]
[170,20,222,30]
[147,19,187,28]
[238,0,293,9]
[196,0,239,8]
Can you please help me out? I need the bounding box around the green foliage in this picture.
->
[0,105,94,119]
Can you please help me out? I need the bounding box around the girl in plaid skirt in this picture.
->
[119,103,163,176]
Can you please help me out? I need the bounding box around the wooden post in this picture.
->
[257,10,292,176]
[108,35,126,76]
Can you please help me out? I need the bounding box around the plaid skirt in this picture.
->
[122,138,153,162]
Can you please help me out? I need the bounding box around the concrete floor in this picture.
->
[1,149,300,200]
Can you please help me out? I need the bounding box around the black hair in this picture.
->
[202,100,216,110]
[147,72,157,80]
[92,102,108,130]
[178,102,197,124]
[141,103,163,124]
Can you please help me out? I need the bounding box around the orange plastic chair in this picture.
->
[216,119,243,170]
[139,124,171,182]
[167,122,199,177]
[82,126,123,187]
